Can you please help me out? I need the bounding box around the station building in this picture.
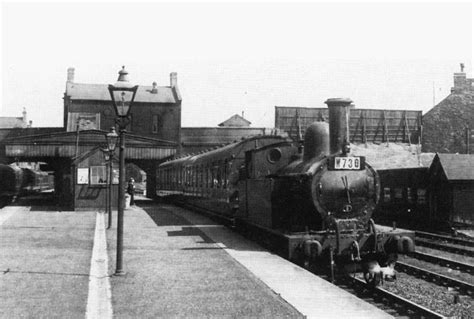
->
[1,68,181,210]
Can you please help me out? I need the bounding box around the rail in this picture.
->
[396,261,473,296]
[415,238,474,257]
[410,251,473,274]
[349,276,446,318]
[416,231,474,248]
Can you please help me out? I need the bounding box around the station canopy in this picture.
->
[2,129,177,161]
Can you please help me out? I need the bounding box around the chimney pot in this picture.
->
[67,67,75,83]
[22,108,27,126]
[170,72,178,88]
[151,81,158,93]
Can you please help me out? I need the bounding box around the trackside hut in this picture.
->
[428,153,474,226]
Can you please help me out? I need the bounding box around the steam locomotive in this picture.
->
[157,98,415,277]
[0,164,54,207]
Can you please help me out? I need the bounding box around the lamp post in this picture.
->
[105,127,118,229]
[101,148,110,215]
[108,66,138,276]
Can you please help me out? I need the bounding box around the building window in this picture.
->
[152,115,159,133]
[90,166,107,185]
[383,187,391,202]
[417,189,427,204]
[77,168,89,184]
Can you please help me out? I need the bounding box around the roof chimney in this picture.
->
[170,72,178,88]
[151,81,158,94]
[22,108,27,126]
[452,63,467,93]
[67,67,75,83]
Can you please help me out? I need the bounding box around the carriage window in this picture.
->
[224,159,228,189]
[211,164,217,188]
[216,162,222,188]
[187,167,191,186]
[383,187,391,202]
[90,166,107,185]
[394,188,403,200]
[194,166,198,188]
[199,165,203,188]
[407,187,413,203]
[417,189,427,204]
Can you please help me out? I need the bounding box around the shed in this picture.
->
[428,153,474,226]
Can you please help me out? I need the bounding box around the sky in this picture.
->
[1,1,473,128]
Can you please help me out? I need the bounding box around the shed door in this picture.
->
[452,185,474,225]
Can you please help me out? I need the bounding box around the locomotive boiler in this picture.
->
[157,98,415,277]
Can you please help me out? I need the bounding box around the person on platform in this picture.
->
[127,178,135,206]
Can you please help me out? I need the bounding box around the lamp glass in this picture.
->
[106,128,119,151]
[111,90,134,117]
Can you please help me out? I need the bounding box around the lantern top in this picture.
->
[113,66,135,89]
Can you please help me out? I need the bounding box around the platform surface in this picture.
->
[0,201,393,318]
[107,202,392,318]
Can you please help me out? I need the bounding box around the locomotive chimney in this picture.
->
[325,98,353,155]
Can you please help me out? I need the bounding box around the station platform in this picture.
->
[0,201,393,318]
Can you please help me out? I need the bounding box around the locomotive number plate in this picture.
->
[334,157,361,170]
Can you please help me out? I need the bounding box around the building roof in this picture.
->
[351,143,435,170]
[422,92,474,153]
[0,117,24,129]
[434,153,474,180]
[218,114,251,127]
[65,82,181,104]
[181,127,284,146]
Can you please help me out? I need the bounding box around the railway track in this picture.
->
[409,251,473,274]
[415,238,474,257]
[396,261,473,296]
[334,275,446,318]
[416,231,474,247]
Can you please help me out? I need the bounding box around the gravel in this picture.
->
[356,271,473,317]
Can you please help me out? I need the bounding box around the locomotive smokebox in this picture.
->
[325,98,353,155]
[303,121,329,160]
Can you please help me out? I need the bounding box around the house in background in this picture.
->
[64,67,182,145]
[423,64,474,153]
[218,113,251,127]
[0,108,31,129]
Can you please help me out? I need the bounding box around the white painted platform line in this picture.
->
[86,212,113,319]
[0,206,30,226]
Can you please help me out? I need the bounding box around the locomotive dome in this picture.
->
[303,121,330,161]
